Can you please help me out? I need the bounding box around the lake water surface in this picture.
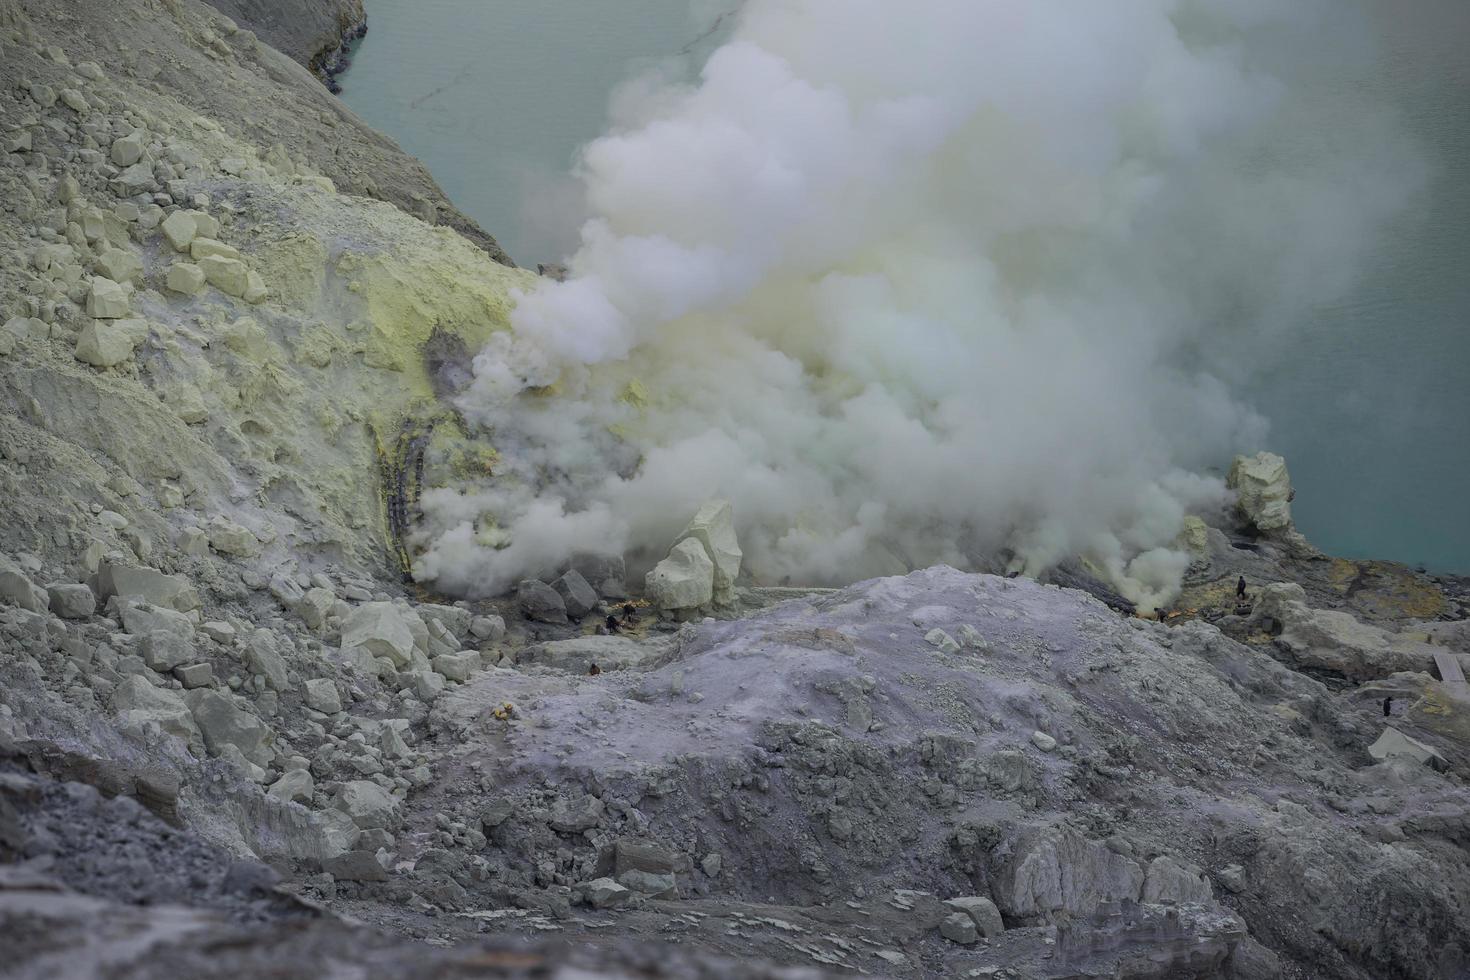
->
[342,1,1469,574]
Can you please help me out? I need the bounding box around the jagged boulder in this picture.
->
[673,499,741,603]
[74,317,149,367]
[0,559,48,613]
[1368,727,1447,770]
[518,579,568,624]
[303,678,342,714]
[243,629,292,691]
[552,569,599,619]
[183,690,273,766]
[340,602,417,668]
[645,537,714,613]
[119,600,195,640]
[1228,452,1293,533]
[112,675,201,745]
[333,780,401,830]
[96,561,199,612]
[46,583,96,619]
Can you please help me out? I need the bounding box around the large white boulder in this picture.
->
[1227,452,1292,533]
[340,601,417,668]
[1368,727,1447,770]
[673,499,742,602]
[645,537,715,613]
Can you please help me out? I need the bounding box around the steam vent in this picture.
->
[0,1,1467,977]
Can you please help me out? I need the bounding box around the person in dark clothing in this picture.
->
[605,614,621,634]
[1383,696,1393,717]
[589,663,601,676]
[1236,576,1247,599]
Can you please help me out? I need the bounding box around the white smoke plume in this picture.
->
[412,0,1423,607]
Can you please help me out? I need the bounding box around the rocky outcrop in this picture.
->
[202,0,365,71]
[1252,582,1435,680]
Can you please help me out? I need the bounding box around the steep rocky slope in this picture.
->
[1,0,1468,978]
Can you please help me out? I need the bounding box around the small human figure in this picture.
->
[1382,696,1393,717]
[1236,576,1247,600]
[589,663,601,676]
[605,614,621,634]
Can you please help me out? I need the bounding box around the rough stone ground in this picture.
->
[1,1,1469,978]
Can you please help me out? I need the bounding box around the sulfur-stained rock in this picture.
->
[207,518,259,557]
[110,132,145,167]
[161,211,198,251]
[243,270,268,304]
[197,254,249,296]
[189,238,242,262]
[1227,452,1292,533]
[296,587,335,630]
[95,247,143,283]
[165,261,206,295]
[75,317,149,367]
[85,277,130,318]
